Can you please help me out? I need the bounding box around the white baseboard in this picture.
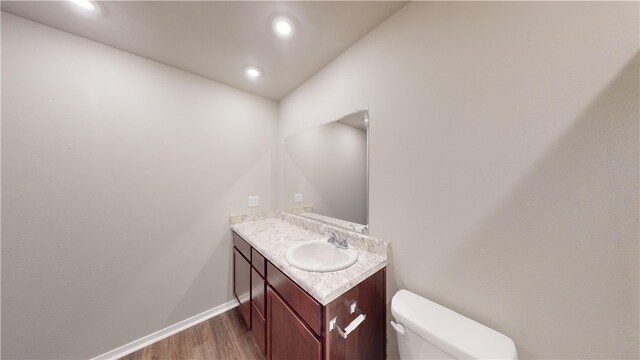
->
[91,299,239,360]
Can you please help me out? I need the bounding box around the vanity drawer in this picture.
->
[267,262,322,335]
[251,267,265,317]
[251,301,266,355]
[252,248,266,277]
[232,231,251,260]
[233,247,251,328]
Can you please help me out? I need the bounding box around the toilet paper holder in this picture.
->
[329,301,366,339]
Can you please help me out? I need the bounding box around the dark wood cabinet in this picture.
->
[251,266,267,356]
[267,287,322,360]
[233,247,251,327]
[267,262,322,336]
[323,269,386,360]
[252,268,266,316]
[252,301,267,355]
[252,248,266,277]
[232,231,385,360]
[233,231,251,259]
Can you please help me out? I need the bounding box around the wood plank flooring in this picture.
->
[120,307,264,360]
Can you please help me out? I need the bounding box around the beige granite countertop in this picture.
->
[230,213,387,305]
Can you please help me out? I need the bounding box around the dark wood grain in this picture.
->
[252,267,266,317]
[267,287,322,360]
[234,247,252,327]
[323,268,386,360]
[252,248,266,277]
[119,307,263,360]
[233,231,252,260]
[252,301,267,355]
[267,262,322,336]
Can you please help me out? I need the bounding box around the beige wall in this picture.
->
[284,121,367,224]
[279,2,639,359]
[1,13,278,359]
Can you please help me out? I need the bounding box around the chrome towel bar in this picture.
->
[329,301,366,339]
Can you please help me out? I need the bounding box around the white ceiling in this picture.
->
[1,1,406,100]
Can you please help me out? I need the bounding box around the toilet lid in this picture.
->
[391,289,518,360]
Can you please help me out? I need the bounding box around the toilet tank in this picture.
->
[391,290,518,360]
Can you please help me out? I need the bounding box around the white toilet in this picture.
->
[391,289,518,360]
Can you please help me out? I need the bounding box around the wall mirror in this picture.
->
[283,109,369,233]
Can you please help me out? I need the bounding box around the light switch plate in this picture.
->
[248,195,259,207]
[294,193,303,203]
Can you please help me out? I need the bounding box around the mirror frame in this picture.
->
[364,109,370,226]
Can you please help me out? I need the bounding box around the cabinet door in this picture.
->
[251,268,267,356]
[252,301,266,355]
[252,268,265,317]
[267,287,321,360]
[233,247,251,327]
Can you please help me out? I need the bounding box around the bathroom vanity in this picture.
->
[230,211,388,360]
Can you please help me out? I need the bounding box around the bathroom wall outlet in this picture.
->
[294,193,303,203]
[248,195,259,207]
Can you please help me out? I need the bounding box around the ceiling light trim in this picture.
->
[272,15,294,38]
[69,0,95,11]
[244,66,263,80]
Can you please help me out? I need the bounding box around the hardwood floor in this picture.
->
[120,308,264,360]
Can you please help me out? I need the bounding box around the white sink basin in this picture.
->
[285,239,359,272]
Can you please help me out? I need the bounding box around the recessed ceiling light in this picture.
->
[272,16,294,38]
[245,66,262,79]
[69,0,96,11]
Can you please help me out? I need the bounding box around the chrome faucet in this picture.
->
[327,232,348,249]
